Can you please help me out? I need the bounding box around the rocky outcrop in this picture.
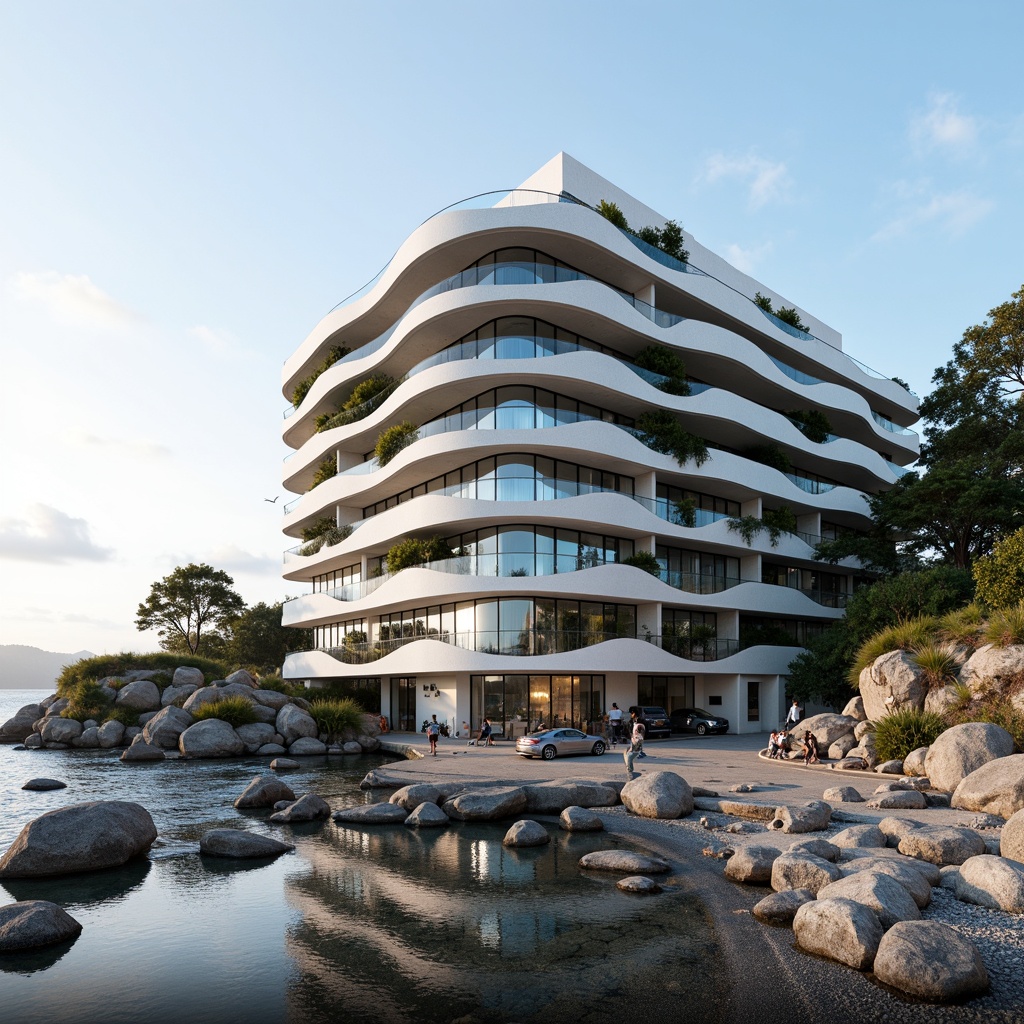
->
[860,650,927,721]
[503,820,549,847]
[873,921,988,1001]
[178,720,244,758]
[141,706,193,749]
[951,754,1024,818]
[0,704,45,743]
[0,900,83,951]
[620,771,693,819]
[199,829,294,859]
[0,801,157,877]
[578,850,670,874]
[925,722,1015,793]
[793,897,883,970]
[955,854,1024,913]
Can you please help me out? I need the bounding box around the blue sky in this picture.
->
[1,1,1022,654]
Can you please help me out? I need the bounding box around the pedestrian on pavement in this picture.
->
[623,711,646,777]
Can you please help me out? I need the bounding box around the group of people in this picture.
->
[767,701,819,765]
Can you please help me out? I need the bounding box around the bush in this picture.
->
[309,697,365,742]
[103,706,143,727]
[744,443,790,475]
[622,551,661,576]
[299,521,352,557]
[973,527,1024,610]
[634,346,690,397]
[291,345,350,408]
[385,535,456,574]
[910,642,959,690]
[596,200,689,262]
[984,601,1024,648]
[937,603,985,647]
[315,374,400,433]
[850,616,938,687]
[874,708,946,762]
[191,696,258,727]
[375,421,419,466]
[729,506,797,548]
[56,652,230,697]
[311,456,337,489]
[635,410,708,468]
[786,409,833,444]
[61,680,113,722]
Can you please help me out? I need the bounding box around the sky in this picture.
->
[1,1,1022,655]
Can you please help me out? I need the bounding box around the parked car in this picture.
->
[627,706,671,739]
[670,707,729,736]
[516,728,607,761]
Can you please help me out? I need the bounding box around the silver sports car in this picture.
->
[515,728,607,760]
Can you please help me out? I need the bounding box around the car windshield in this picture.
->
[690,709,713,716]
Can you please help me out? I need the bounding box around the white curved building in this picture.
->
[280,153,919,735]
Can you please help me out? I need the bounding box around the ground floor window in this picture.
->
[638,675,695,709]
[469,674,604,735]
[747,680,760,722]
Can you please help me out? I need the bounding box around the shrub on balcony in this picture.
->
[291,345,351,408]
[727,505,796,548]
[636,410,708,467]
[315,374,400,433]
[597,200,689,263]
[671,498,698,528]
[744,443,790,475]
[786,409,833,444]
[754,292,809,334]
[384,535,456,574]
[375,421,419,466]
[311,456,337,489]
[298,517,353,557]
[622,551,661,576]
[634,345,691,397]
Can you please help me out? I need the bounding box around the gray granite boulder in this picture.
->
[161,683,199,708]
[225,669,258,688]
[0,704,45,743]
[115,679,161,713]
[789,838,840,862]
[0,801,156,877]
[793,897,883,970]
[898,826,986,866]
[270,757,300,771]
[1001,808,1024,865]
[275,704,318,745]
[958,643,1024,694]
[0,900,83,951]
[724,845,778,884]
[183,684,256,714]
[822,786,863,803]
[251,689,292,710]
[877,816,923,848]
[233,723,278,754]
[771,852,842,894]
[404,802,449,828]
[801,713,858,748]
[860,650,927,720]
[22,778,67,791]
[199,829,294,858]
[341,741,363,754]
[178,720,244,758]
[96,719,126,748]
[832,756,869,771]
[838,857,933,909]
[389,784,445,811]
[955,854,1024,913]
[752,888,815,925]
[288,737,328,756]
[875,759,904,775]
[620,771,693,819]
[443,787,527,822]
[925,722,1015,793]
[841,847,942,886]
[259,743,287,756]
[951,754,1024,818]
[903,747,929,776]
[867,790,928,810]
[817,870,921,929]
[356,735,381,752]
[120,739,165,762]
[828,734,859,760]
[842,695,866,721]
[23,734,41,749]
[269,793,331,823]
[873,921,988,1002]
[831,825,886,849]
[503,820,550,848]
[578,850,670,874]
[39,718,82,745]
[769,800,831,834]
[171,666,205,689]
[71,727,100,749]
[234,775,296,809]
[141,706,193,749]
[559,805,604,832]
[42,697,69,717]
[524,779,619,814]
[332,802,409,824]
[616,875,661,893]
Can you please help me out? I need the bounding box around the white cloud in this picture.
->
[8,271,143,328]
[64,428,172,460]
[872,183,993,241]
[723,241,774,275]
[0,504,113,564]
[911,93,978,154]
[702,153,791,208]
[168,545,278,576]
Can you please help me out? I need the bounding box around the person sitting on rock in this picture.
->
[801,730,820,765]
[767,730,780,759]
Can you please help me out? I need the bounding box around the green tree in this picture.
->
[136,563,245,656]
[973,527,1024,609]
[228,601,312,673]
[952,283,1024,401]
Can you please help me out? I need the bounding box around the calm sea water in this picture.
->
[0,690,721,1024]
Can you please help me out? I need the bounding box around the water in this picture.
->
[0,690,722,1023]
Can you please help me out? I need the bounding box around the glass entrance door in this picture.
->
[390,676,417,732]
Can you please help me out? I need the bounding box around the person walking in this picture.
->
[608,703,623,744]
[426,715,440,756]
[623,710,646,777]
[785,699,801,730]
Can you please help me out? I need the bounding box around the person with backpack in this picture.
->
[426,715,441,756]
[623,710,646,777]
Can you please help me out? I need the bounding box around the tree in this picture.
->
[228,601,312,673]
[973,527,1024,610]
[952,283,1024,401]
[136,563,245,656]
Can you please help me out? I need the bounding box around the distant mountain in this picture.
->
[0,645,94,689]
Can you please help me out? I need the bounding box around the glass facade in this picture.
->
[312,562,361,594]
[637,675,695,709]
[470,673,605,734]
[656,545,741,592]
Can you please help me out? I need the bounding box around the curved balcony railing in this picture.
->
[872,410,917,436]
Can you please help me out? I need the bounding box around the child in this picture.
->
[767,730,780,759]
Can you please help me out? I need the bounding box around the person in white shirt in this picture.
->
[785,699,801,729]
[608,703,623,743]
[623,712,646,777]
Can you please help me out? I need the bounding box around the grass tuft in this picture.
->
[874,708,946,762]
[190,695,258,727]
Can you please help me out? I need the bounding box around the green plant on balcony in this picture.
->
[636,410,709,468]
[291,344,351,408]
[744,443,790,475]
[634,345,691,397]
[299,517,353,557]
[384,535,456,574]
[754,292,809,334]
[315,373,400,433]
[622,550,661,576]
[671,497,698,528]
[727,505,796,548]
[786,408,833,444]
[689,622,718,657]
[597,200,689,263]
[311,456,338,489]
[374,421,419,466]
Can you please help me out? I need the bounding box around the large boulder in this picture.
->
[951,754,1024,818]
[841,695,866,721]
[903,747,929,777]
[752,889,815,925]
[225,669,258,688]
[831,825,886,849]
[925,722,1015,793]
[801,713,858,749]
[72,727,100,749]
[523,780,619,814]
[275,704,319,745]
[120,739,165,762]
[404,802,449,828]
[822,786,863,803]
[269,794,331,823]
[559,806,604,832]
[897,826,986,866]
[841,848,942,887]
[141,706,193,749]
[771,852,842,894]
[389,784,445,811]
[171,666,205,689]
[234,775,297,809]
[620,771,693,819]
[724,845,779,885]
[96,719,126,748]
[161,683,199,708]
[114,679,161,713]
[838,858,933,909]
[578,850,670,874]
[874,921,988,1002]
[867,790,928,810]
[332,802,409,824]
[503,820,550,848]
[178,720,244,758]
[39,718,83,745]
[955,854,1024,913]
[860,650,927,721]
[828,734,859,760]
[22,778,66,792]
[769,801,831,834]
[0,801,157,877]
[288,737,328,756]
[958,644,1024,694]
[199,829,294,858]
[793,897,883,970]
[1002,808,1024,865]
[442,787,528,822]
[817,871,921,930]
[251,689,292,711]
[234,723,279,754]
[183,684,256,714]
[0,900,83,951]
[0,704,45,743]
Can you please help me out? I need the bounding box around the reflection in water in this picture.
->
[0,935,80,976]
[0,857,151,910]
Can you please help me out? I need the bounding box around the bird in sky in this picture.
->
[264,496,279,503]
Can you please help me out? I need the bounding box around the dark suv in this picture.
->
[670,707,729,736]
[627,706,671,739]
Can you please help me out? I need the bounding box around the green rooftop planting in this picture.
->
[596,200,689,263]
[291,345,351,408]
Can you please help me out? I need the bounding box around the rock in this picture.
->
[332,802,409,824]
[234,723,278,753]
[170,666,205,689]
[275,704,319,745]
[288,737,328,756]
[23,734,41,749]
[867,790,928,810]
[39,718,83,745]
[771,852,842,894]
[842,695,866,721]
[578,850,670,874]
[753,888,815,925]
[926,792,952,808]
[138,711,159,726]
[833,756,869,771]
[96,719,126,748]
[0,900,83,951]
[724,845,778,884]
[43,697,69,717]
[120,741,165,762]
[955,854,1024,913]
[793,897,883,970]
[124,725,143,741]
[950,754,1024,818]
[769,801,831,834]
[725,821,759,834]
[269,793,331,823]
[860,649,928,720]
[183,684,257,715]
[341,741,363,754]
[840,848,943,887]
[616,875,661,893]
[72,727,100,748]
[925,684,962,716]
[225,669,258,688]
[729,783,755,793]
[524,780,619,814]
[801,713,858,748]
[178,720,244,758]
[1002,808,1024,866]
[0,801,157,877]
[823,786,863,803]
[356,735,380,752]
[270,757,301,771]
[875,759,904,775]
[620,771,692,819]
[817,870,921,929]
[114,679,161,713]
[234,775,297,809]
[940,865,961,890]
[789,839,840,862]
[559,806,604,832]
[959,643,1024,694]
[877,816,922,848]
[404,802,449,828]
[898,826,987,866]
[259,743,287,756]
[838,858,933,909]
[846,744,879,770]
[22,779,66,792]
[873,921,988,1002]
[390,784,445,811]
[903,747,929,776]
[251,689,291,710]
[832,825,886,849]
[0,704,45,743]
[141,706,194,749]
[925,722,1015,793]
[828,734,859,760]
[161,683,199,708]
[442,787,528,822]
[503,820,550,847]
[199,829,294,859]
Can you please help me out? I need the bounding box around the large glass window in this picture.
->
[471,674,605,734]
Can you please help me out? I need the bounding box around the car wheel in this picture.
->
[541,745,557,761]
[591,741,605,756]
[696,723,708,736]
